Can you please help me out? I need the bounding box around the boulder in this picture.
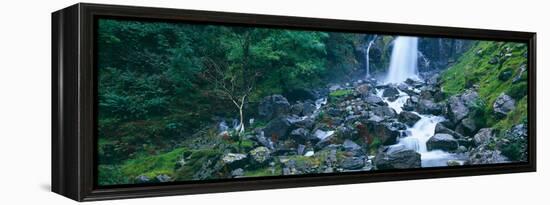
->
[374,145,421,170]
[427,133,459,151]
[493,93,516,118]
[364,94,387,106]
[402,96,417,112]
[289,128,317,142]
[262,117,291,140]
[258,95,290,120]
[398,111,421,126]
[302,102,316,116]
[446,96,469,124]
[343,139,362,152]
[416,99,443,115]
[287,116,315,129]
[340,156,365,170]
[222,153,248,168]
[382,87,400,98]
[289,103,304,116]
[371,106,397,120]
[434,122,464,139]
[366,122,400,145]
[455,117,477,136]
[473,128,495,145]
[355,84,370,96]
[135,175,150,183]
[249,146,271,164]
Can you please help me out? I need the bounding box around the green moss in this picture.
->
[494,97,527,131]
[329,89,353,98]
[175,149,222,180]
[441,41,528,131]
[98,165,129,185]
[118,148,189,182]
[244,164,282,177]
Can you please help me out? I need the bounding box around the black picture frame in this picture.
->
[52,3,537,201]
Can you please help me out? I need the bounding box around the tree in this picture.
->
[200,56,261,149]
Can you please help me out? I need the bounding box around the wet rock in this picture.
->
[493,93,515,118]
[382,87,400,98]
[302,102,316,116]
[473,128,495,145]
[398,111,421,126]
[416,99,443,115]
[427,133,459,151]
[402,96,418,111]
[447,160,466,166]
[434,122,464,139]
[371,106,397,120]
[364,94,387,106]
[340,156,365,170]
[374,145,421,170]
[258,95,290,120]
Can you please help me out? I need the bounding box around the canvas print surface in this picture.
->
[96,18,529,186]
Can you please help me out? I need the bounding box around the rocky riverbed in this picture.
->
[132,73,527,183]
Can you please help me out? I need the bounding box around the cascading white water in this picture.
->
[385,36,419,84]
[365,36,377,79]
[377,87,466,168]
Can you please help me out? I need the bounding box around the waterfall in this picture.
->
[365,35,377,79]
[385,36,419,84]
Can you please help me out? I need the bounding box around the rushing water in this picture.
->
[378,87,463,167]
[385,36,419,84]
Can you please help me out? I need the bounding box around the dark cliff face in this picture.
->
[418,38,473,72]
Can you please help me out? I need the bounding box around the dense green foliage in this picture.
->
[97,19,364,185]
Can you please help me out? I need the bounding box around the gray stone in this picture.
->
[427,133,459,151]
[231,168,244,177]
[249,146,271,164]
[262,116,291,140]
[340,156,365,170]
[374,145,421,170]
[493,93,516,118]
[398,111,421,127]
[382,87,400,98]
[258,95,290,120]
[474,128,495,146]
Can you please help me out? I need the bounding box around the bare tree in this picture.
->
[200,57,260,137]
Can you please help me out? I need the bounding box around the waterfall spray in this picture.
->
[385,36,419,84]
